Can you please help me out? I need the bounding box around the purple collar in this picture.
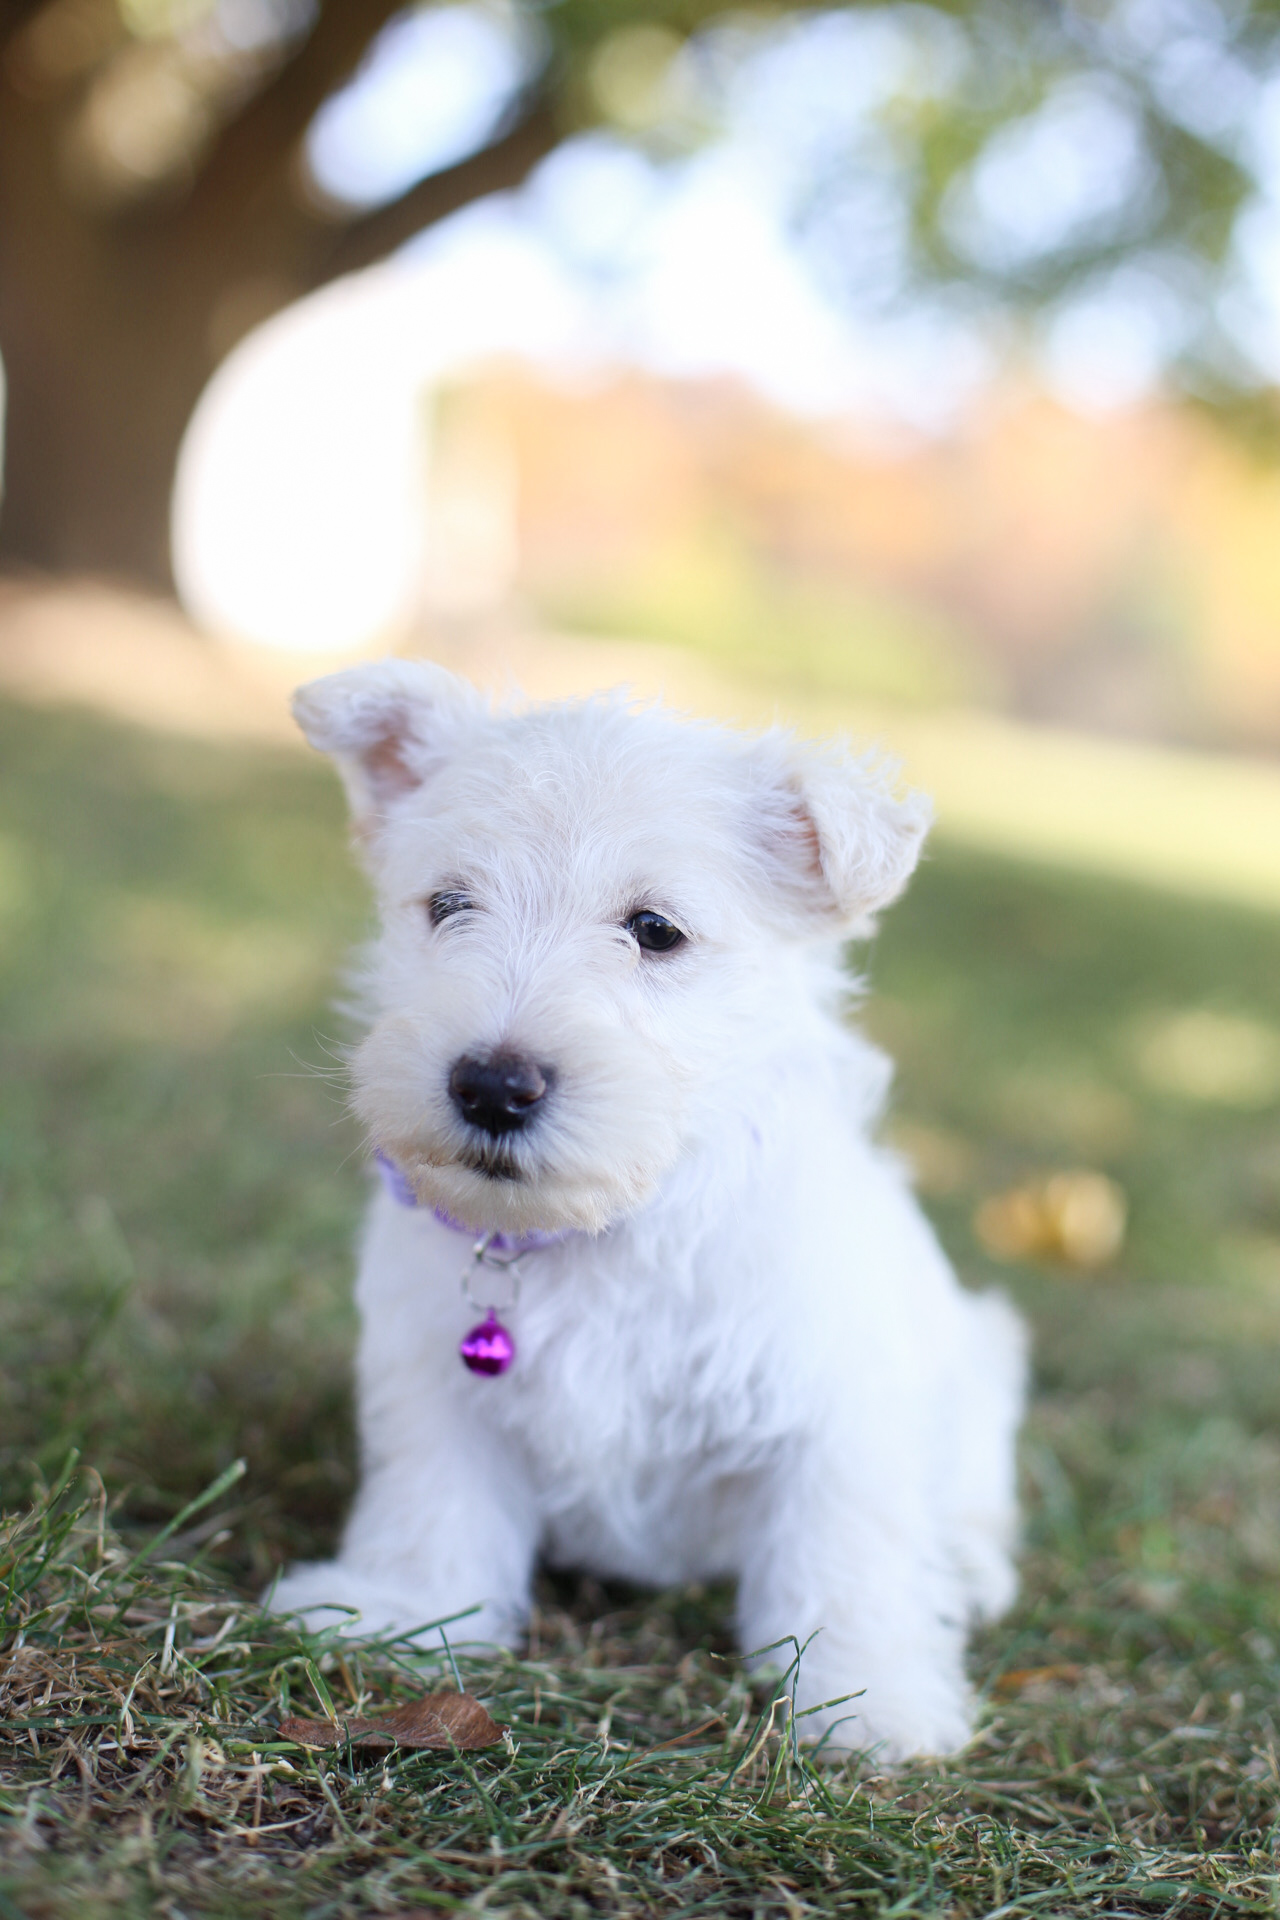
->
[373,1151,572,1253]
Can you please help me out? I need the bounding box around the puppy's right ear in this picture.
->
[292,660,480,833]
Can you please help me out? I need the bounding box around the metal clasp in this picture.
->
[460,1233,523,1317]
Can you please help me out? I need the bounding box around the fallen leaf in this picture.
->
[993,1663,1083,1698]
[974,1170,1126,1269]
[279,1692,504,1750]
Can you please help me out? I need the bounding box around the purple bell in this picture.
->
[459,1310,516,1376]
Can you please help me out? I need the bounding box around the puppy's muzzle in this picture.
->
[448,1052,552,1138]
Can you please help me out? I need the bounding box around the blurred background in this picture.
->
[3,0,1280,1637]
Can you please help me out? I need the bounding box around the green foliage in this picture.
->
[4,697,1280,1912]
[558,0,1280,417]
[897,2,1253,294]
[540,522,990,709]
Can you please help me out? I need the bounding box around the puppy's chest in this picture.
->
[490,1253,798,1483]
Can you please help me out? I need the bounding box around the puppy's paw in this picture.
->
[796,1679,974,1765]
[264,1561,421,1638]
[264,1560,521,1648]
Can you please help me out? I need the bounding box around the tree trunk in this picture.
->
[0,86,210,578]
[0,35,557,585]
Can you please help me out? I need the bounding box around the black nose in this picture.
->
[448,1053,550,1137]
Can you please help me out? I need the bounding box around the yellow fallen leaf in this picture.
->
[974,1170,1126,1269]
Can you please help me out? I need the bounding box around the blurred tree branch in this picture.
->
[1,0,1280,585]
[314,97,559,281]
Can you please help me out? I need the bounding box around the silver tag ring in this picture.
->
[461,1235,523,1316]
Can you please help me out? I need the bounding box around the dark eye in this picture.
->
[625,910,686,953]
[428,890,473,927]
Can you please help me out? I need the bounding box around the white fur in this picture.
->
[271,662,1027,1762]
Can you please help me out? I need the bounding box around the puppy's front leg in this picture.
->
[735,1451,973,1763]
[270,1367,538,1648]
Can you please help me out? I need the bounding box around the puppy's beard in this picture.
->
[459,1143,525,1182]
[388,1145,667,1236]
[352,1019,687,1237]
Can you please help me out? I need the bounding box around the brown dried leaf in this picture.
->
[279,1691,504,1751]
[276,1716,347,1748]
[993,1663,1084,1698]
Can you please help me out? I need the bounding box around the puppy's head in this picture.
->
[294,661,930,1234]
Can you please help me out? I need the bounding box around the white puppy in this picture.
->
[271,660,1026,1760]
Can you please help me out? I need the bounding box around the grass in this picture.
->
[3,694,1280,1914]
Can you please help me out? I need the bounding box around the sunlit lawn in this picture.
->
[4,694,1280,1916]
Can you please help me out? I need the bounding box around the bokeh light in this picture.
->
[304,2,534,211]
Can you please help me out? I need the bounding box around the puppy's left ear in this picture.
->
[749,736,932,932]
